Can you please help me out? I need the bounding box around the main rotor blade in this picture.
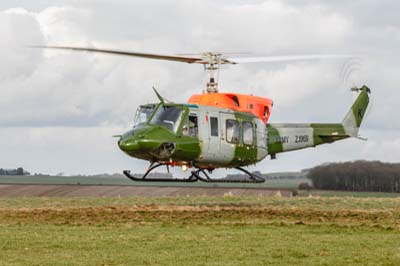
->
[32,45,203,64]
[228,54,357,64]
[31,46,357,66]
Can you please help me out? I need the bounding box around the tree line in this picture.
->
[307,160,400,192]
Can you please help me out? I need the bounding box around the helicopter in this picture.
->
[35,46,371,183]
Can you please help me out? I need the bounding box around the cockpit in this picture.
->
[133,104,156,128]
[149,105,184,133]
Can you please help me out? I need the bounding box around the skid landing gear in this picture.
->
[123,164,265,183]
[123,163,197,182]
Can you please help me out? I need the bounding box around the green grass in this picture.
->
[1,195,400,210]
[1,196,400,265]
[1,224,399,266]
[300,189,400,198]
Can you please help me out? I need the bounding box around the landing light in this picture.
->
[181,165,188,172]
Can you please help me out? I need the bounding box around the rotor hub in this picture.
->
[201,53,226,94]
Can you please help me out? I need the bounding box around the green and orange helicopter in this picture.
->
[36,46,370,183]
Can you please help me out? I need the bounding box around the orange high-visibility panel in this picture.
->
[187,93,273,124]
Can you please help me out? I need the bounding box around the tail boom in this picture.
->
[267,86,370,156]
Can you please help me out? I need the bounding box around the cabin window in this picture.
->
[243,121,254,146]
[189,115,198,137]
[210,117,219,137]
[226,119,239,144]
[183,114,198,137]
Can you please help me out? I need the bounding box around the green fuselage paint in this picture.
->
[230,112,258,167]
[266,124,284,154]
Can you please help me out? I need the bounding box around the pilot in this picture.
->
[182,125,189,136]
[189,119,198,137]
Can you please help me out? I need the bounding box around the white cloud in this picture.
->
[37,6,93,45]
[0,8,43,80]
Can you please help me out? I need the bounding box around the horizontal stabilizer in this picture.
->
[318,134,350,143]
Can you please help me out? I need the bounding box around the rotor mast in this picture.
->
[206,62,218,93]
[198,52,235,94]
[203,52,222,93]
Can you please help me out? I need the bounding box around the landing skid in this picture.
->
[123,163,197,182]
[123,164,265,183]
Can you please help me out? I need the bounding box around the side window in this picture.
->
[183,115,198,137]
[243,121,254,146]
[226,119,239,144]
[210,117,219,137]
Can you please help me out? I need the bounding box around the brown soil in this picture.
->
[2,185,397,229]
[1,205,399,229]
[0,184,294,197]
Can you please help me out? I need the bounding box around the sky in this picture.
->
[0,0,399,175]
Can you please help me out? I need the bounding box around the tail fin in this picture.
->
[342,85,371,137]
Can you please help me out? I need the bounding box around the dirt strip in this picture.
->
[0,184,294,197]
[1,205,398,228]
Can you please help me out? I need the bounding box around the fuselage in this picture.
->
[118,86,370,171]
[118,102,268,169]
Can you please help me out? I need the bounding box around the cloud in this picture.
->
[0,8,43,80]
[0,1,358,127]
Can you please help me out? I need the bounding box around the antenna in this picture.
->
[152,86,165,103]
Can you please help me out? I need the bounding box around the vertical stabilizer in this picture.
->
[342,85,371,137]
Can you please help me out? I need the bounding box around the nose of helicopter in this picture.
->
[117,126,176,159]
[117,130,161,154]
[118,138,140,152]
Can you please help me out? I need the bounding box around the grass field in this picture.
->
[1,196,400,265]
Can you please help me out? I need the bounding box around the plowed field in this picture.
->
[0,184,294,197]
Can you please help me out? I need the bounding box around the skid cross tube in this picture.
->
[189,167,265,183]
